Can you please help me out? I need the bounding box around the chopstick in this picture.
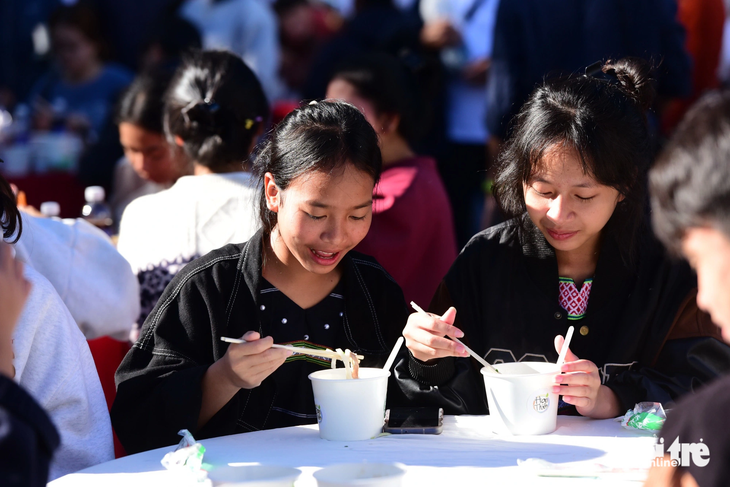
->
[409,302,500,374]
[220,337,364,361]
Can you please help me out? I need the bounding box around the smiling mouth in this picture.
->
[546,228,578,240]
[310,249,340,263]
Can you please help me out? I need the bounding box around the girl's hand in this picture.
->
[403,307,469,362]
[220,331,292,389]
[553,334,620,418]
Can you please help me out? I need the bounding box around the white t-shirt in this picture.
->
[118,172,260,325]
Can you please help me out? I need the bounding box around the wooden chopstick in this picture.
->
[220,337,364,360]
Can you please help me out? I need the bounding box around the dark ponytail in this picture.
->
[164,50,270,171]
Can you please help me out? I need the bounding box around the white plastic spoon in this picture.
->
[556,325,575,367]
[382,336,404,371]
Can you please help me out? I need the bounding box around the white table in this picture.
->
[49,415,658,486]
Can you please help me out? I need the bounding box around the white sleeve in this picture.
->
[12,266,114,480]
[15,214,139,340]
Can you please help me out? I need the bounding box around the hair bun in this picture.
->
[181,98,221,134]
[602,58,656,111]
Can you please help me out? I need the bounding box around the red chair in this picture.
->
[87,336,131,458]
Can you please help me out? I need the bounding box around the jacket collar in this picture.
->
[236,229,389,355]
[517,214,636,310]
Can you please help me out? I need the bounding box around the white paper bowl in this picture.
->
[207,465,301,486]
[309,367,390,441]
[481,361,560,435]
[313,462,406,487]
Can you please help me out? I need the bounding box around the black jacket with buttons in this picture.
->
[393,216,730,415]
[112,230,408,454]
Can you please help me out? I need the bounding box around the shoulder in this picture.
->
[661,373,730,443]
[99,64,134,86]
[346,251,400,287]
[461,217,523,257]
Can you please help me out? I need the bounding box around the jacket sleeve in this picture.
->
[606,292,730,412]
[112,266,240,454]
[392,280,489,414]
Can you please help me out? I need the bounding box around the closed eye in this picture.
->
[306,212,324,220]
[350,215,367,221]
[576,195,596,202]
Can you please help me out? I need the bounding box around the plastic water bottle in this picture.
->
[40,201,61,218]
[81,186,113,234]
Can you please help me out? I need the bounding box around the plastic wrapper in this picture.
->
[620,402,666,432]
[161,429,208,483]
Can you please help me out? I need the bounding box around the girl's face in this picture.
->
[523,144,623,255]
[52,24,99,79]
[119,122,185,184]
[265,164,374,274]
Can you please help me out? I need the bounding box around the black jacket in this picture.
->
[112,230,409,454]
[394,217,730,414]
[0,375,59,487]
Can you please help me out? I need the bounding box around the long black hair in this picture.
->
[494,57,656,264]
[164,50,269,172]
[252,100,382,236]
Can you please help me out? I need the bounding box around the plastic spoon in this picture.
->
[382,336,404,371]
[409,301,499,374]
[556,325,575,366]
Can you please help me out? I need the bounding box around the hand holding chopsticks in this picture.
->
[221,337,364,361]
[407,301,499,374]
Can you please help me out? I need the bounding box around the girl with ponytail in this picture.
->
[117,50,269,331]
[398,57,727,419]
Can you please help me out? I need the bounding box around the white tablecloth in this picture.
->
[49,415,657,486]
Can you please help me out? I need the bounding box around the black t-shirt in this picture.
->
[659,374,730,487]
[258,278,346,422]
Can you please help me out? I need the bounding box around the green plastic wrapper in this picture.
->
[620,402,666,432]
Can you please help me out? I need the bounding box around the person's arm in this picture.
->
[606,292,730,412]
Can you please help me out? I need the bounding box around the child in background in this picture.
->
[117,50,268,333]
[111,69,192,227]
[326,53,457,306]
[646,91,730,487]
[112,100,408,454]
[397,58,727,419]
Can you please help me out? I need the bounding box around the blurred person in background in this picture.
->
[177,0,283,102]
[111,69,192,227]
[326,52,457,307]
[660,0,725,135]
[419,0,501,247]
[0,0,64,108]
[486,0,691,148]
[138,13,202,72]
[302,0,421,100]
[117,50,269,335]
[28,3,132,143]
[274,0,341,98]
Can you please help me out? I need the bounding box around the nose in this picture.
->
[695,284,710,314]
[546,194,572,223]
[320,217,347,247]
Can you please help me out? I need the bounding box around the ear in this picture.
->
[264,172,281,212]
[380,113,401,135]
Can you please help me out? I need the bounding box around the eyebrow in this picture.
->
[307,200,372,210]
[534,177,597,189]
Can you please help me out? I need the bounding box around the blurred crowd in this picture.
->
[2,0,730,484]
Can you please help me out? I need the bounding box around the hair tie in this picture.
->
[308,100,319,106]
[584,61,603,78]
[244,116,263,130]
